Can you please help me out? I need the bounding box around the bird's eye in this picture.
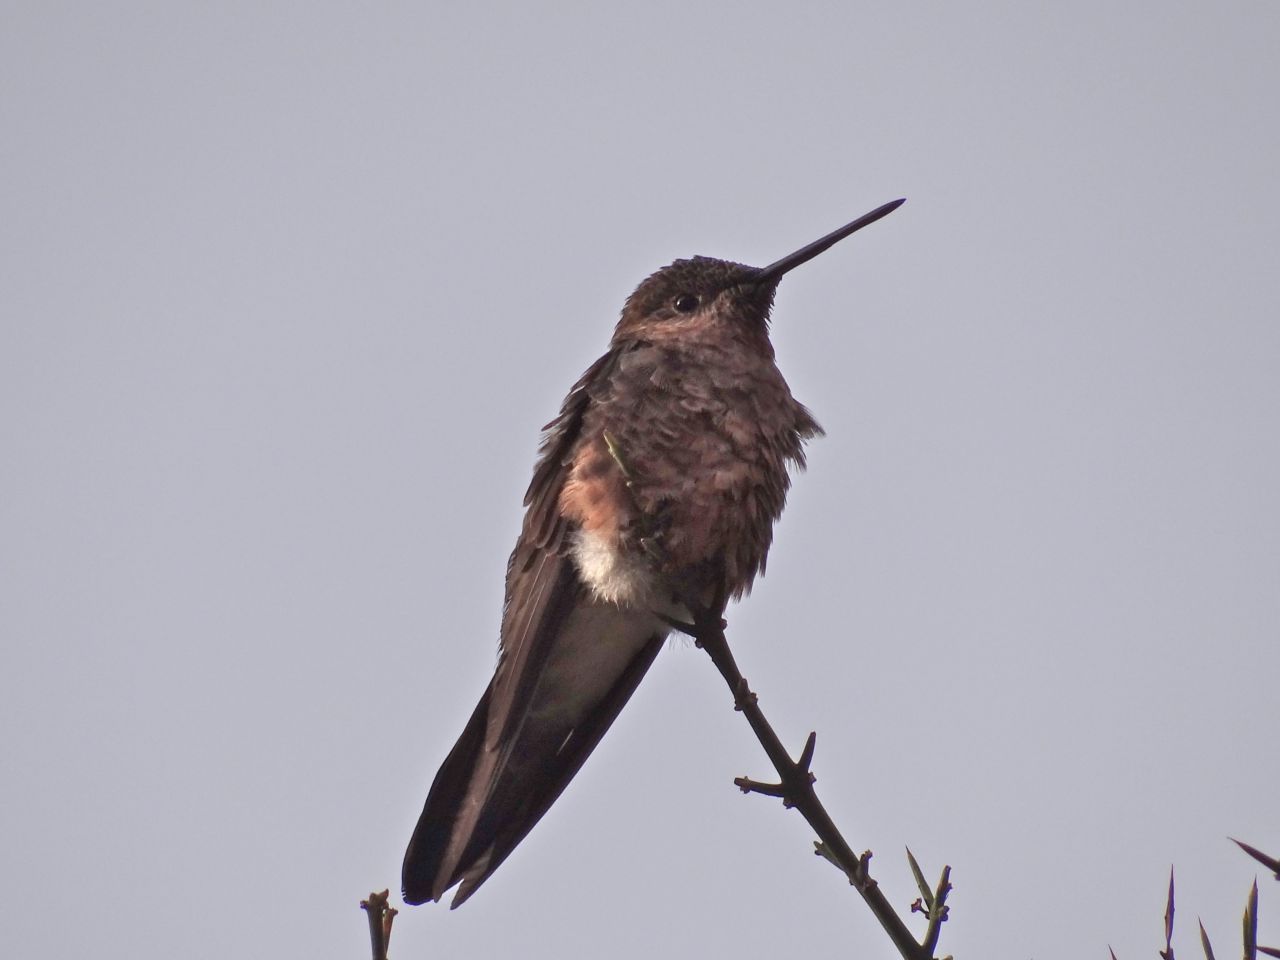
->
[673,294,700,313]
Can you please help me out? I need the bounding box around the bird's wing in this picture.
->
[487,347,624,745]
[405,347,668,907]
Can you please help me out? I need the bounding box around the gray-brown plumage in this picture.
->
[402,199,904,908]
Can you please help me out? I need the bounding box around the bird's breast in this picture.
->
[560,344,812,605]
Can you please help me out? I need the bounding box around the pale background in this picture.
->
[3,3,1277,959]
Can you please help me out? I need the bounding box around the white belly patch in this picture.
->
[569,527,662,608]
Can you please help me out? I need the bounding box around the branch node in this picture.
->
[731,678,757,712]
[813,841,851,880]
[856,850,877,888]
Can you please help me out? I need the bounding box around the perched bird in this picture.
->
[402,199,904,908]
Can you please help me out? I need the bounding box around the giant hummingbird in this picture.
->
[402,198,905,907]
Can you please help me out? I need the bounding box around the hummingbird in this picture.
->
[402,198,905,908]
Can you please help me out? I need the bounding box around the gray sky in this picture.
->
[3,3,1278,959]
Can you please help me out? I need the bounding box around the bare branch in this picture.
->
[921,864,952,957]
[671,609,948,960]
[359,889,397,960]
[733,776,790,800]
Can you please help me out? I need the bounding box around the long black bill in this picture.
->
[755,198,905,285]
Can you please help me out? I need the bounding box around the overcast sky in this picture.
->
[3,4,1278,959]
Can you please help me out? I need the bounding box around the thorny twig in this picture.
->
[665,605,950,960]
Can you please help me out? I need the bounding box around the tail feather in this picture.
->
[401,686,493,904]
[401,633,664,907]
